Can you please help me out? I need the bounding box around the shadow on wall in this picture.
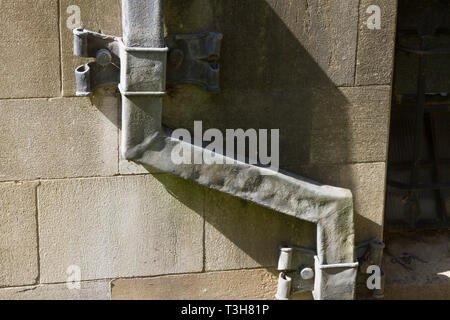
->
[159,0,355,270]
[93,0,375,271]
[162,0,353,169]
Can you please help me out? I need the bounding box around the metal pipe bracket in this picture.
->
[73,29,121,96]
[166,32,223,93]
[277,238,385,300]
[73,29,223,96]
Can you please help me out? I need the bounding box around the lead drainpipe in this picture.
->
[119,0,358,300]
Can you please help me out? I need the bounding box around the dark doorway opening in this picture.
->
[386,0,450,232]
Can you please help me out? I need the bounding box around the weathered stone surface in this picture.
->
[162,0,361,169]
[0,182,38,288]
[111,269,278,300]
[204,189,316,271]
[356,0,398,85]
[38,175,204,283]
[160,0,364,170]
[289,162,387,243]
[163,88,315,168]
[310,86,391,165]
[0,281,111,300]
[0,0,60,98]
[165,0,359,87]
[60,0,122,96]
[0,97,118,181]
[164,86,391,170]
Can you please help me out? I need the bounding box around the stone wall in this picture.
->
[0,0,397,299]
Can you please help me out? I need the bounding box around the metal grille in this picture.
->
[386,3,450,231]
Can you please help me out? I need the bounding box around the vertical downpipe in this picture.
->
[121,0,165,159]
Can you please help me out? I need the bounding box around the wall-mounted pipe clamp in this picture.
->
[73,29,120,96]
[166,32,223,93]
[118,39,169,96]
[277,238,385,300]
[73,28,223,96]
[276,245,316,298]
[275,244,359,300]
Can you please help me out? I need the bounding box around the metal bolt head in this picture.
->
[96,49,112,66]
[300,268,314,280]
